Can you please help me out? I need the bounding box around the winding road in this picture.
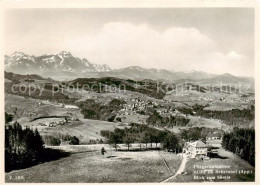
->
[161,154,187,183]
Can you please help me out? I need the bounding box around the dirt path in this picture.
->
[161,154,187,183]
[158,151,174,174]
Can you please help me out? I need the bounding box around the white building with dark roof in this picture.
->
[183,140,208,158]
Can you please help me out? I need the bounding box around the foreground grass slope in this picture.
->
[6,150,181,183]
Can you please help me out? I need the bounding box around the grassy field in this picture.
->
[121,114,148,124]
[5,94,83,123]
[5,149,181,183]
[187,115,230,131]
[164,89,253,111]
[5,94,124,143]
[33,119,125,143]
[171,149,255,182]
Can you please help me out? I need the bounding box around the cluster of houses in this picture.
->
[43,119,66,127]
[183,132,222,159]
[198,94,254,104]
[198,96,214,102]
[116,97,188,119]
[119,98,155,115]
[23,78,35,82]
[43,117,79,127]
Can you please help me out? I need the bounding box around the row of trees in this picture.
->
[43,134,80,146]
[5,122,44,172]
[71,77,166,99]
[5,121,79,172]
[222,128,255,166]
[176,104,254,127]
[180,127,223,143]
[101,123,182,152]
[146,111,190,127]
[193,104,254,126]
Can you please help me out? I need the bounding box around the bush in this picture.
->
[108,115,116,122]
[50,137,61,146]
[69,136,79,145]
[43,134,80,146]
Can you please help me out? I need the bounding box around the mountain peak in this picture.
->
[220,73,235,77]
[58,51,72,57]
[5,51,112,74]
[126,66,145,71]
[93,64,111,72]
[10,51,35,62]
[12,51,27,57]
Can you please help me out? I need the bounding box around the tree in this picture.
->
[222,128,255,166]
[34,128,44,153]
[143,132,150,149]
[5,112,13,124]
[148,131,155,148]
[162,133,180,153]
[108,131,122,151]
[123,134,135,151]
[158,130,168,147]
[146,111,164,127]
[5,122,45,172]
[100,123,181,153]
[50,137,61,146]
[69,136,79,145]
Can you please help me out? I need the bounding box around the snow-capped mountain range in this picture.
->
[4,51,253,83]
[5,51,111,74]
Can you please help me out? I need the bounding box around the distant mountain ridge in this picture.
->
[4,51,254,83]
[5,51,111,74]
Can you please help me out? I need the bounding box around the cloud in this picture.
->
[66,22,252,76]
[227,51,245,60]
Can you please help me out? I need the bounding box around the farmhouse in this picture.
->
[183,140,208,158]
[45,122,57,127]
[206,132,222,141]
[206,132,222,147]
[24,78,35,82]
[58,119,66,124]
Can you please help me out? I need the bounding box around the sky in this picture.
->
[4,8,254,76]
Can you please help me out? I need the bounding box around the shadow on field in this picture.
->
[117,148,161,152]
[5,148,70,173]
[39,148,71,163]
[107,155,117,158]
[208,151,228,159]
